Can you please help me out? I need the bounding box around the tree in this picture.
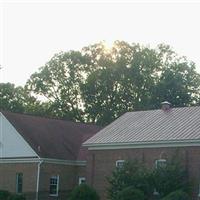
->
[107,160,154,200]
[69,184,99,200]
[0,82,51,117]
[152,156,189,197]
[0,83,26,113]
[82,41,200,125]
[26,41,200,125]
[161,190,190,200]
[26,51,90,121]
[117,187,145,200]
[107,158,190,200]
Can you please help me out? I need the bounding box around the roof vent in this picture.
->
[161,101,171,111]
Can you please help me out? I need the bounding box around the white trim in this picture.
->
[0,157,86,166]
[0,112,39,158]
[116,160,125,168]
[42,158,87,166]
[0,158,40,163]
[155,159,167,168]
[49,175,59,197]
[86,140,200,150]
[78,177,86,185]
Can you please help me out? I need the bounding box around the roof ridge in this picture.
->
[1,110,100,127]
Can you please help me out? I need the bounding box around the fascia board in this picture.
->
[85,140,200,150]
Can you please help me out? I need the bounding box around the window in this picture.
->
[198,184,200,197]
[49,175,59,196]
[16,173,23,194]
[116,160,125,168]
[79,177,86,185]
[155,159,167,168]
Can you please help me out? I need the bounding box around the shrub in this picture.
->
[69,184,100,200]
[153,158,189,197]
[107,160,154,200]
[161,190,190,200]
[9,194,26,200]
[108,155,190,200]
[0,190,11,200]
[117,186,145,200]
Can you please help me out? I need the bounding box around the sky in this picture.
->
[0,0,200,86]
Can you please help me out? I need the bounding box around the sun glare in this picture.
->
[103,40,114,52]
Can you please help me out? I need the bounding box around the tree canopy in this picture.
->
[1,41,200,125]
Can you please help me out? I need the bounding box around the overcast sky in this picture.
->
[1,0,200,86]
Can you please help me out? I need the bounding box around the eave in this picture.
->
[83,139,200,150]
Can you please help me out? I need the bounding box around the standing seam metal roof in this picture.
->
[84,106,200,146]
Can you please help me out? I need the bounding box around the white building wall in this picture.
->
[0,112,38,158]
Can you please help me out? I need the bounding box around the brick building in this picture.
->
[1,103,200,200]
[83,103,200,200]
[0,111,101,200]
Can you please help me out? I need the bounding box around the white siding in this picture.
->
[0,112,38,158]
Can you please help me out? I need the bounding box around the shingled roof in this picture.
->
[83,106,200,147]
[2,111,101,160]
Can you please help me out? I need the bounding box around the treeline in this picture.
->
[1,41,200,125]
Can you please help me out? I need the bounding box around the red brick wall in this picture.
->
[86,146,200,200]
[0,162,87,200]
[0,163,38,199]
[39,163,77,200]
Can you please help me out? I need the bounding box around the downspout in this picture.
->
[36,159,43,200]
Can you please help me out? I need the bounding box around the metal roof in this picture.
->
[83,106,200,147]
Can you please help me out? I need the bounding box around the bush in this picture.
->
[0,190,11,200]
[0,191,26,200]
[107,160,154,200]
[161,190,190,200]
[152,159,189,197]
[108,155,190,200]
[9,194,26,200]
[117,187,145,200]
[69,184,100,200]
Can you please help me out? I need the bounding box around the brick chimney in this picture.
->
[161,101,171,111]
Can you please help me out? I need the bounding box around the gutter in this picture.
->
[36,159,43,200]
[84,139,200,150]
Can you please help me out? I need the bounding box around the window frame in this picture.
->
[155,159,167,169]
[16,173,23,194]
[116,160,125,168]
[49,175,59,197]
[78,177,86,185]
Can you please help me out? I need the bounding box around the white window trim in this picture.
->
[78,177,86,185]
[49,175,59,197]
[155,159,167,168]
[116,160,125,168]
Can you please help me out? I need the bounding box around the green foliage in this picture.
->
[69,184,100,200]
[161,190,190,200]
[0,190,11,200]
[9,194,26,200]
[1,41,200,125]
[0,83,52,118]
[107,161,154,200]
[0,83,25,113]
[0,191,26,200]
[82,41,200,125]
[26,51,89,122]
[108,157,190,200]
[117,187,145,200]
[152,158,189,197]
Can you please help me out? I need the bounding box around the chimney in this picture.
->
[161,101,171,111]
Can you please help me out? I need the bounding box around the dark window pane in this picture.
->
[16,173,23,193]
[49,176,59,195]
